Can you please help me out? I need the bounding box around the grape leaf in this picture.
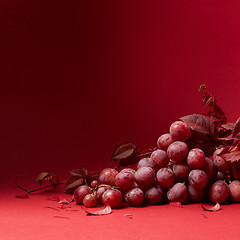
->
[82,205,112,215]
[233,117,240,137]
[64,175,85,194]
[36,172,56,186]
[111,142,139,166]
[221,123,235,131]
[180,114,216,137]
[218,145,240,163]
[69,168,88,177]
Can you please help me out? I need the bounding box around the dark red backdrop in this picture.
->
[1,0,240,183]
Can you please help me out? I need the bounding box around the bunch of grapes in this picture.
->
[74,121,240,209]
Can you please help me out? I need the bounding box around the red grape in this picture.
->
[115,171,135,190]
[187,185,204,202]
[187,148,206,168]
[188,169,208,190]
[229,180,240,202]
[201,157,217,182]
[169,121,191,141]
[213,148,231,172]
[95,186,109,204]
[120,168,136,175]
[137,157,157,170]
[102,189,122,208]
[167,183,188,203]
[173,161,190,179]
[151,150,169,169]
[83,194,97,207]
[157,133,174,151]
[144,185,163,204]
[156,167,175,188]
[99,168,118,186]
[135,167,156,188]
[167,141,189,163]
[124,187,144,206]
[209,180,229,203]
[74,185,92,204]
[91,180,99,188]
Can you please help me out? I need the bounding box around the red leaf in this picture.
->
[82,205,112,216]
[221,123,235,131]
[64,175,85,193]
[180,114,216,136]
[111,142,139,166]
[36,172,55,186]
[69,168,88,177]
[219,146,240,163]
[233,117,240,137]
[201,203,221,212]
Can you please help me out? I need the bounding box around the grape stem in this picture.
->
[15,175,66,194]
[137,151,153,158]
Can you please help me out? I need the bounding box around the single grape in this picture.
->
[187,185,204,202]
[151,150,169,169]
[144,185,163,204]
[156,167,175,188]
[213,148,231,172]
[187,148,206,168]
[74,185,92,204]
[201,157,217,182]
[102,189,122,208]
[167,141,189,163]
[169,121,191,141]
[188,169,208,190]
[137,158,157,170]
[209,180,229,203]
[99,168,118,186]
[135,167,156,188]
[167,183,188,203]
[229,180,240,202]
[83,194,97,208]
[115,171,135,190]
[173,161,190,179]
[124,187,144,206]
[157,133,174,151]
[91,180,99,188]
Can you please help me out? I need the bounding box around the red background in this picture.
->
[1,0,240,183]
[2,1,240,240]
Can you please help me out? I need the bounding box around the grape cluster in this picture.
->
[74,120,239,209]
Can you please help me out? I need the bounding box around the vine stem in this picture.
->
[15,175,66,194]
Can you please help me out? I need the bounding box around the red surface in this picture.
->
[1,1,240,239]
